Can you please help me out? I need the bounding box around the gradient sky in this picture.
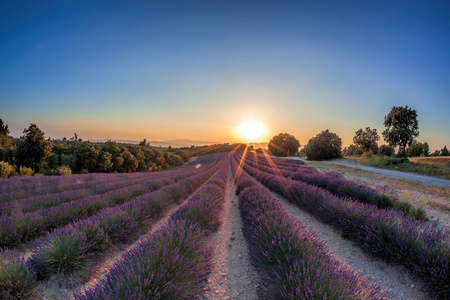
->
[1,0,449,149]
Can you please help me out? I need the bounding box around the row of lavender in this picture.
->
[0,173,166,214]
[0,157,221,249]
[242,152,395,209]
[0,156,200,201]
[0,172,151,203]
[232,160,385,299]
[1,157,206,215]
[0,153,227,299]
[235,153,450,298]
[0,173,100,194]
[74,157,229,299]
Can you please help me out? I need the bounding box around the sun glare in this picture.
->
[238,120,266,142]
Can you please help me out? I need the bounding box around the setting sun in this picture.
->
[238,120,266,142]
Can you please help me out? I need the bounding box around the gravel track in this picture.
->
[201,164,259,300]
[320,158,450,186]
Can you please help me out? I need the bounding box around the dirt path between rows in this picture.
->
[200,164,259,299]
[266,187,430,299]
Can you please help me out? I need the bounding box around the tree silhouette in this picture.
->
[382,106,419,157]
[268,133,300,157]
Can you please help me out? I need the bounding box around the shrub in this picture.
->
[0,249,37,300]
[0,161,14,178]
[18,166,33,176]
[305,129,342,160]
[379,145,395,156]
[29,228,91,279]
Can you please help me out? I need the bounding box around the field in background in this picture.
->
[409,156,450,167]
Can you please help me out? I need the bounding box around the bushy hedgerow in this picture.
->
[0,162,14,178]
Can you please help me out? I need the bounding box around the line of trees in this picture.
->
[343,106,448,158]
[268,105,447,161]
[0,121,187,177]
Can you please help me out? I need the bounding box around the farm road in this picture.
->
[309,158,450,187]
[201,163,259,299]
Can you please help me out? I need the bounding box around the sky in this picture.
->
[1,0,449,149]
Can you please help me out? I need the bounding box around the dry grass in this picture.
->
[307,161,450,206]
[307,161,450,229]
[409,156,450,167]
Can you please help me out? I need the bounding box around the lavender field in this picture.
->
[1,151,449,299]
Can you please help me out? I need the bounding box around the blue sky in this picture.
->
[1,0,449,149]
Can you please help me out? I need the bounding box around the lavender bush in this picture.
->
[238,185,384,299]
[244,160,450,298]
[74,159,229,299]
[0,249,37,300]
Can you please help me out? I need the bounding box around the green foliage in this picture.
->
[44,166,72,176]
[18,166,33,176]
[0,161,14,178]
[120,150,138,173]
[268,133,300,157]
[33,233,90,276]
[359,154,450,180]
[393,200,427,221]
[343,144,357,156]
[379,144,395,156]
[382,106,419,157]
[353,127,379,153]
[305,129,342,161]
[431,150,440,157]
[0,250,37,300]
[407,141,430,157]
[15,123,52,172]
[440,145,449,156]
[0,119,9,136]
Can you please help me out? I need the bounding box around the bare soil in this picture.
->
[200,165,259,299]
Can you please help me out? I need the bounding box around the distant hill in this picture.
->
[88,139,220,148]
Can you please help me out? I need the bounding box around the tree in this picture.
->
[344,144,357,156]
[16,124,52,172]
[0,118,9,136]
[379,145,395,156]
[431,150,440,157]
[382,106,419,157]
[268,133,300,156]
[353,127,379,153]
[305,129,342,160]
[407,141,430,157]
[0,118,12,151]
[441,145,449,156]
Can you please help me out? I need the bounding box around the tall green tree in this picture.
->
[0,118,12,152]
[305,129,342,160]
[407,141,430,157]
[268,133,300,156]
[353,127,380,153]
[382,106,419,157]
[441,145,449,156]
[16,124,52,172]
